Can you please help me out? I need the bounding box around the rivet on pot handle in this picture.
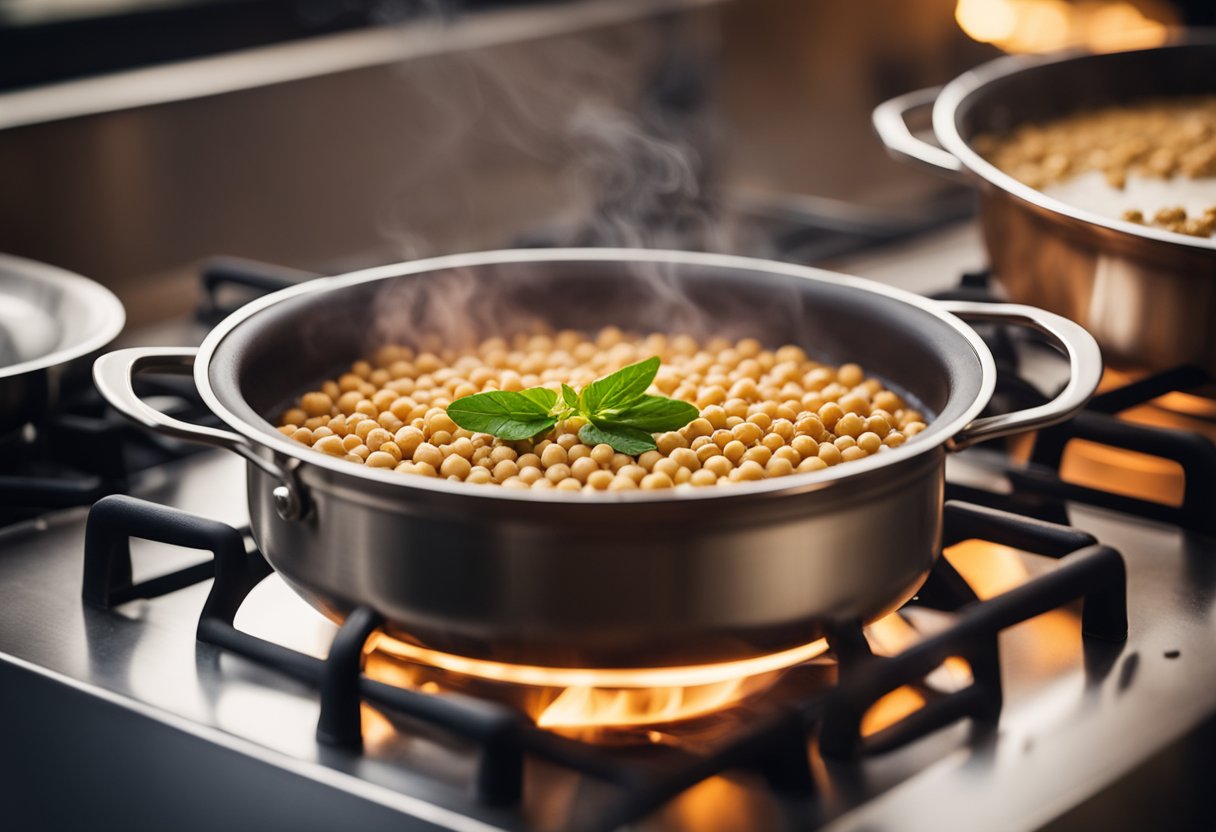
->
[872,86,966,178]
[93,346,308,520]
[940,301,1103,451]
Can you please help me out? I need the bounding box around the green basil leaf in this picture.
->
[447,390,557,440]
[610,395,700,432]
[579,420,657,455]
[578,356,660,417]
[516,387,558,412]
[561,383,579,411]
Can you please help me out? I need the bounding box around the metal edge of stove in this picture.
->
[0,650,511,832]
[0,0,727,131]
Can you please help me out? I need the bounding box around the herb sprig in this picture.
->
[446,357,699,454]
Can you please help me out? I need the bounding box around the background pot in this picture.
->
[873,39,1216,376]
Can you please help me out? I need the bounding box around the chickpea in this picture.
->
[570,456,600,483]
[766,457,795,478]
[490,445,517,464]
[413,443,443,469]
[300,392,333,417]
[858,432,883,455]
[652,458,680,480]
[364,428,393,452]
[656,432,689,454]
[467,467,494,484]
[732,421,764,446]
[742,446,772,466]
[314,435,346,456]
[545,464,572,484]
[641,472,674,490]
[669,448,700,471]
[798,456,829,473]
[365,451,396,469]
[540,444,568,469]
[703,455,733,479]
[818,443,843,466]
[761,433,785,452]
[637,450,663,471]
[732,460,766,482]
[841,445,868,463]
[492,460,519,482]
[588,444,614,466]
[518,466,543,485]
[608,475,638,491]
[773,445,801,466]
[619,464,648,483]
[722,440,747,465]
[587,469,614,490]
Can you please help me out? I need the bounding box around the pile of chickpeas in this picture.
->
[276,328,928,492]
[976,96,1216,236]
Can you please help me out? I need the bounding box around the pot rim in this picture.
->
[195,248,995,503]
[933,38,1216,253]
[0,253,126,380]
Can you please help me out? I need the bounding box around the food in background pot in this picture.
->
[975,96,1216,237]
[275,327,927,491]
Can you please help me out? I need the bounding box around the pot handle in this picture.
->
[939,301,1103,451]
[872,86,965,178]
[93,346,308,519]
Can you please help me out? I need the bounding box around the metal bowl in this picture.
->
[1,253,125,434]
[94,249,1099,668]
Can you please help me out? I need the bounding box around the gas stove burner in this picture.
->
[79,494,1126,829]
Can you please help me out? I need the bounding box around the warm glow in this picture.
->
[536,672,778,729]
[367,632,829,689]
[1053,369,1216,508]
[955,0,1172,54]
[861,686,928,737]
[365,632,830,730]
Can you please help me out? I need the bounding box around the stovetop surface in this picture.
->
[4,223,1216,830]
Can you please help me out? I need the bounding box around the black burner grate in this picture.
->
[81,495,1126,832]
[934,271,1216,533]
[0,378,216,525]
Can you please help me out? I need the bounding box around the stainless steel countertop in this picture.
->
[3,225,1215,830]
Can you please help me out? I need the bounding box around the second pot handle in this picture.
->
[940,301,1103,451]
[93,347,307,519]
[872,86,965,178]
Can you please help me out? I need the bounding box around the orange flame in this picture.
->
[955,0,1173,54]
[366,632,831,731]
[536,672,779,729]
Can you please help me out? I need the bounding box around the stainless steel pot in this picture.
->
[1,253,125,435]
[93,249,1100,669]
[873,39,1216,376]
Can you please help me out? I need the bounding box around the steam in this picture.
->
[364,7,798,353]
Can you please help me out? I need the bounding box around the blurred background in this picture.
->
[0,0,1212,325]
